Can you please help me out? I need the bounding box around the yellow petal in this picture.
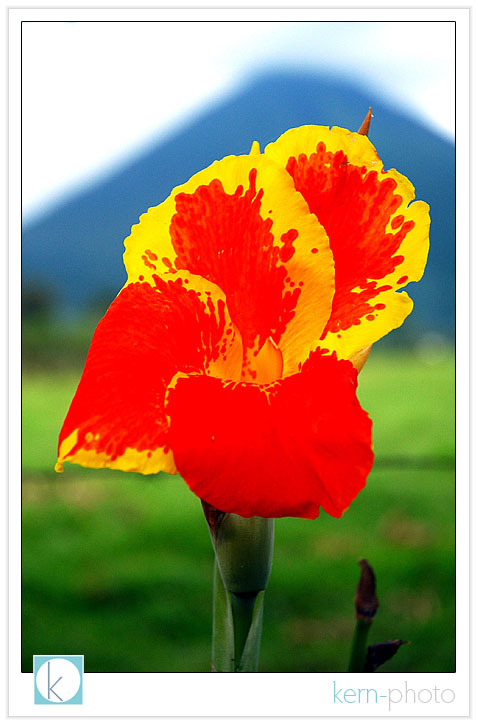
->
[124,153,335,377]
[265,124,430,360]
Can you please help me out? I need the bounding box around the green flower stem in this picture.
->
[212,560,234,672]
[230,592,257,667]
[209,514,274,672]
[236,591,265,672]
[348,618,372,672]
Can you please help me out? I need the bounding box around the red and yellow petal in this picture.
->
[265,125,430,360]
[166,350,373,519]
[124,153,335,378]
[56,272,242,474]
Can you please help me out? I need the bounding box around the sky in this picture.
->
[21,20,455,223]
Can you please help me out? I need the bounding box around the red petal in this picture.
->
[265,127,429,360]
[124,154,334,377]
[170,170,299,353]
[286,145,409,334]
[166,351,373,519]
[57,275,241,473]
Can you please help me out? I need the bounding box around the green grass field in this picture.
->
[22,346,455,673]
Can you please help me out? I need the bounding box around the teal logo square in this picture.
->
[33,655,83,705]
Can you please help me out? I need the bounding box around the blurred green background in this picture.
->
[22,314,455,673]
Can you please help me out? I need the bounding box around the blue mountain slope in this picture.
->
[22,70,455,339]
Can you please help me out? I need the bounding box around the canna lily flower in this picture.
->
[56,124,429,520]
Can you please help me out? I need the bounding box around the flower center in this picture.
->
[242,337,284,384]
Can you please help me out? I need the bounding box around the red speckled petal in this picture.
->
[166,350,373,519]
[265,126,430,360]
[56,273,242,474]
[124,153,334,377]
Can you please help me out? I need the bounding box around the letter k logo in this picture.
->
[47,660,63,701]
[34,656,83,705]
